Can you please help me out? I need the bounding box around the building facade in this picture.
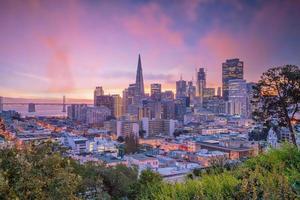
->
[222,59,244,101]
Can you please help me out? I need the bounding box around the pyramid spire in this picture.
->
[135,54,144,96]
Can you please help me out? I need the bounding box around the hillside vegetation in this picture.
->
[0,143,299,199]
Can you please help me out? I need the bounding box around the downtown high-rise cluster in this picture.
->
[67,55,255,139]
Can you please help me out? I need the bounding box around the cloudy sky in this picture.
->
[0,0,299,99]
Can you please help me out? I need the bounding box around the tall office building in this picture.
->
[161,100,175,120]
[187,81,196,102]
[203,88,215,98]
[176,76,187,98]
[122,89,129,114]
[150,83,162,101]
[175,99,187,121]
[0,96,3,112]
[222,59,244,101]
[246,82,257,118]
[135,54,144,97]
[94,86,104,106]
[196,68,206,97]
[86,106,111,126]
[127,83,139,115]
[217,87,222,97]
[161,90,174,100]
[226,79,248,117]
[94,95,114,117]
[112,94,123,119]
[67,104,87,122]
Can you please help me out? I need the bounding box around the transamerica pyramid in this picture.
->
[135,54,144,97]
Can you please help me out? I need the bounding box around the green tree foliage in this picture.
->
[0,142,80,199]
[100,164,138,199]
[0,118,5,133]
[139,130,146,138]
[140,145,300,199]
[133,169,163,199]
[252,65,300,145]
[73,162,109,199]
[0,142,299,199]
[125,134,139,154]
[0,142,139,200]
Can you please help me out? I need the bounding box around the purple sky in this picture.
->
[0,0,299,99]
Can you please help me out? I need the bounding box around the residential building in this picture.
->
[127,154,159,171]
[86,106,111,126]
[67,104,87,122]
[117,120,139,137]
[142,118,177,137]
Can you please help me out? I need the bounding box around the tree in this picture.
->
[252,65,300,146]
[139,130,146,138]
[117,136,124,143]
[173,129,183,137]
[0,142,81,199]
[133,169,163,199]
[100,164,138,199]
[125,134,139,154]
[73,162,109,199]
[0,118,5,133]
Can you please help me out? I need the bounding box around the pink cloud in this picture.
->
[42,37,74,93]
[123,2,183,47]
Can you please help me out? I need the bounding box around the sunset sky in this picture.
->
[0,0,299,99]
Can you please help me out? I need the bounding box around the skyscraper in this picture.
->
[217,87,222,97]
[227,79,248,117]
[112,94,123,119]
[176,76,187,98]
[94,86,104,106]
[150,83,162,101]
[135,54,144,97]
[62,95,66,113]
[196,68,206,97]
[94,95,114,116]
[222,59,244,101]
[187,81,196,102]
[161,90,174,100]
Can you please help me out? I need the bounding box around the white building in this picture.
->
[227,79,248,117]
[117,120,139,137]
[142,118,177,137]
[267,127,279,148]
[201,127,229,135]
[62,133,88,154]
[127,154,159,172]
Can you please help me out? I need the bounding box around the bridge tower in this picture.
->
[28,103,36,113]
[62,96,66,112]
[0,96,3,112]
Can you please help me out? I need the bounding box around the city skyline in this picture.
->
[0,0,300,99]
